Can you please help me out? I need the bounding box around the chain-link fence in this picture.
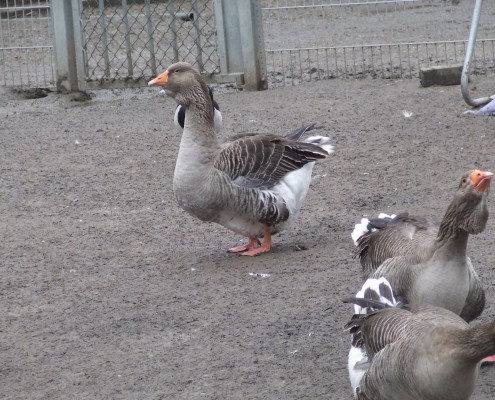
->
[3,0,494,90]
[262,0,495,87]
[0,0,55,87]
[81,0,219,85]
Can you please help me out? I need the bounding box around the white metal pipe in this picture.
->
[461,0,495,107]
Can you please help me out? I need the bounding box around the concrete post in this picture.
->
[238,0,267,91]
[51,0,85,91]
[214,0,267,90]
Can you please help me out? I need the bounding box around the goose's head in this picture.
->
[468,169,493,194]
[148,62,210,110]
[446,170,492,235]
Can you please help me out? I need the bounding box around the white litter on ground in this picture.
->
[248,272,270,278]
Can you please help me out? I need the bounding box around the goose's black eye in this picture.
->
[462,178,467,184]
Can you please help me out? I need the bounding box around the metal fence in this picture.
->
[0,0,55,87]
[81,0,219,86]
[2,0,495,90]
[261,0,495,87]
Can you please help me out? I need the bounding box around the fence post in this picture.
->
[51,0,76,91]
[238,0,267,91]
[214,0,267,90]
[51,0,85,91]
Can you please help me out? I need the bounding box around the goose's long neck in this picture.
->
[183,101,217,143]
[177,79,218,152]
[455,321,495,362]
[434,200,471,256]
[178,103,219,164]
[433,227,469,258]
[436,190,488,243]
[174,92,219,189]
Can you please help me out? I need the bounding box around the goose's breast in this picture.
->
[414,259,470,314]
[173,175,222,222]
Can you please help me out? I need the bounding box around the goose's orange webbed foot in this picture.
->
[240,227,272,256]
[240,242,271,256]
[228,238,261,253]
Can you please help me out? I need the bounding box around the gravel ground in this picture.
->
[2,76,495,399]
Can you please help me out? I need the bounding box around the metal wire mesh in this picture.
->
[0,0,55,87]
[262,0,495,87]
[3,0,494,90]
[81,0,220,84]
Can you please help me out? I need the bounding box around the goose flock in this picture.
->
[148,62,494,398]
[348,170,495,399]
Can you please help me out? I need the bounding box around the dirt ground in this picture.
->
[2,76,495,400]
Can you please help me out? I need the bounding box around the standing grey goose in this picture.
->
[148,62,333,256]
[345,278,495,400]
[351,170,492,322]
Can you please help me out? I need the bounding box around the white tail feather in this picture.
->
[348,277,398,397]
[351,217,370,245]
[304,135,334,155]
[377,213,396,219]
[351,213,397,246]
[348,346,369,396]
[354,277,398,314]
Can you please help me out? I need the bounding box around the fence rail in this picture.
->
[1,0,494,90]
[0,0,55,88]
[262,0,495,87]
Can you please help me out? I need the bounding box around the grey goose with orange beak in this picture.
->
[149,62,334,256]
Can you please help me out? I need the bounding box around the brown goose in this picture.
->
[345,279,495,400]
[351,170,492,322]
[148,62,333,256]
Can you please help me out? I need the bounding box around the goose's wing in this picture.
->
[352,304,468,400]
[459,258,486,322]
[368,256,418,304]
[346,307,412,359]
[226,123,316,143]
[213,134,328,189]
[353,312,415,400]
[355,214,438,274]
[349,303,465,359]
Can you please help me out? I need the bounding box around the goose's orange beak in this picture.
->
[148,70,168,87]
[471,170,493,192]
